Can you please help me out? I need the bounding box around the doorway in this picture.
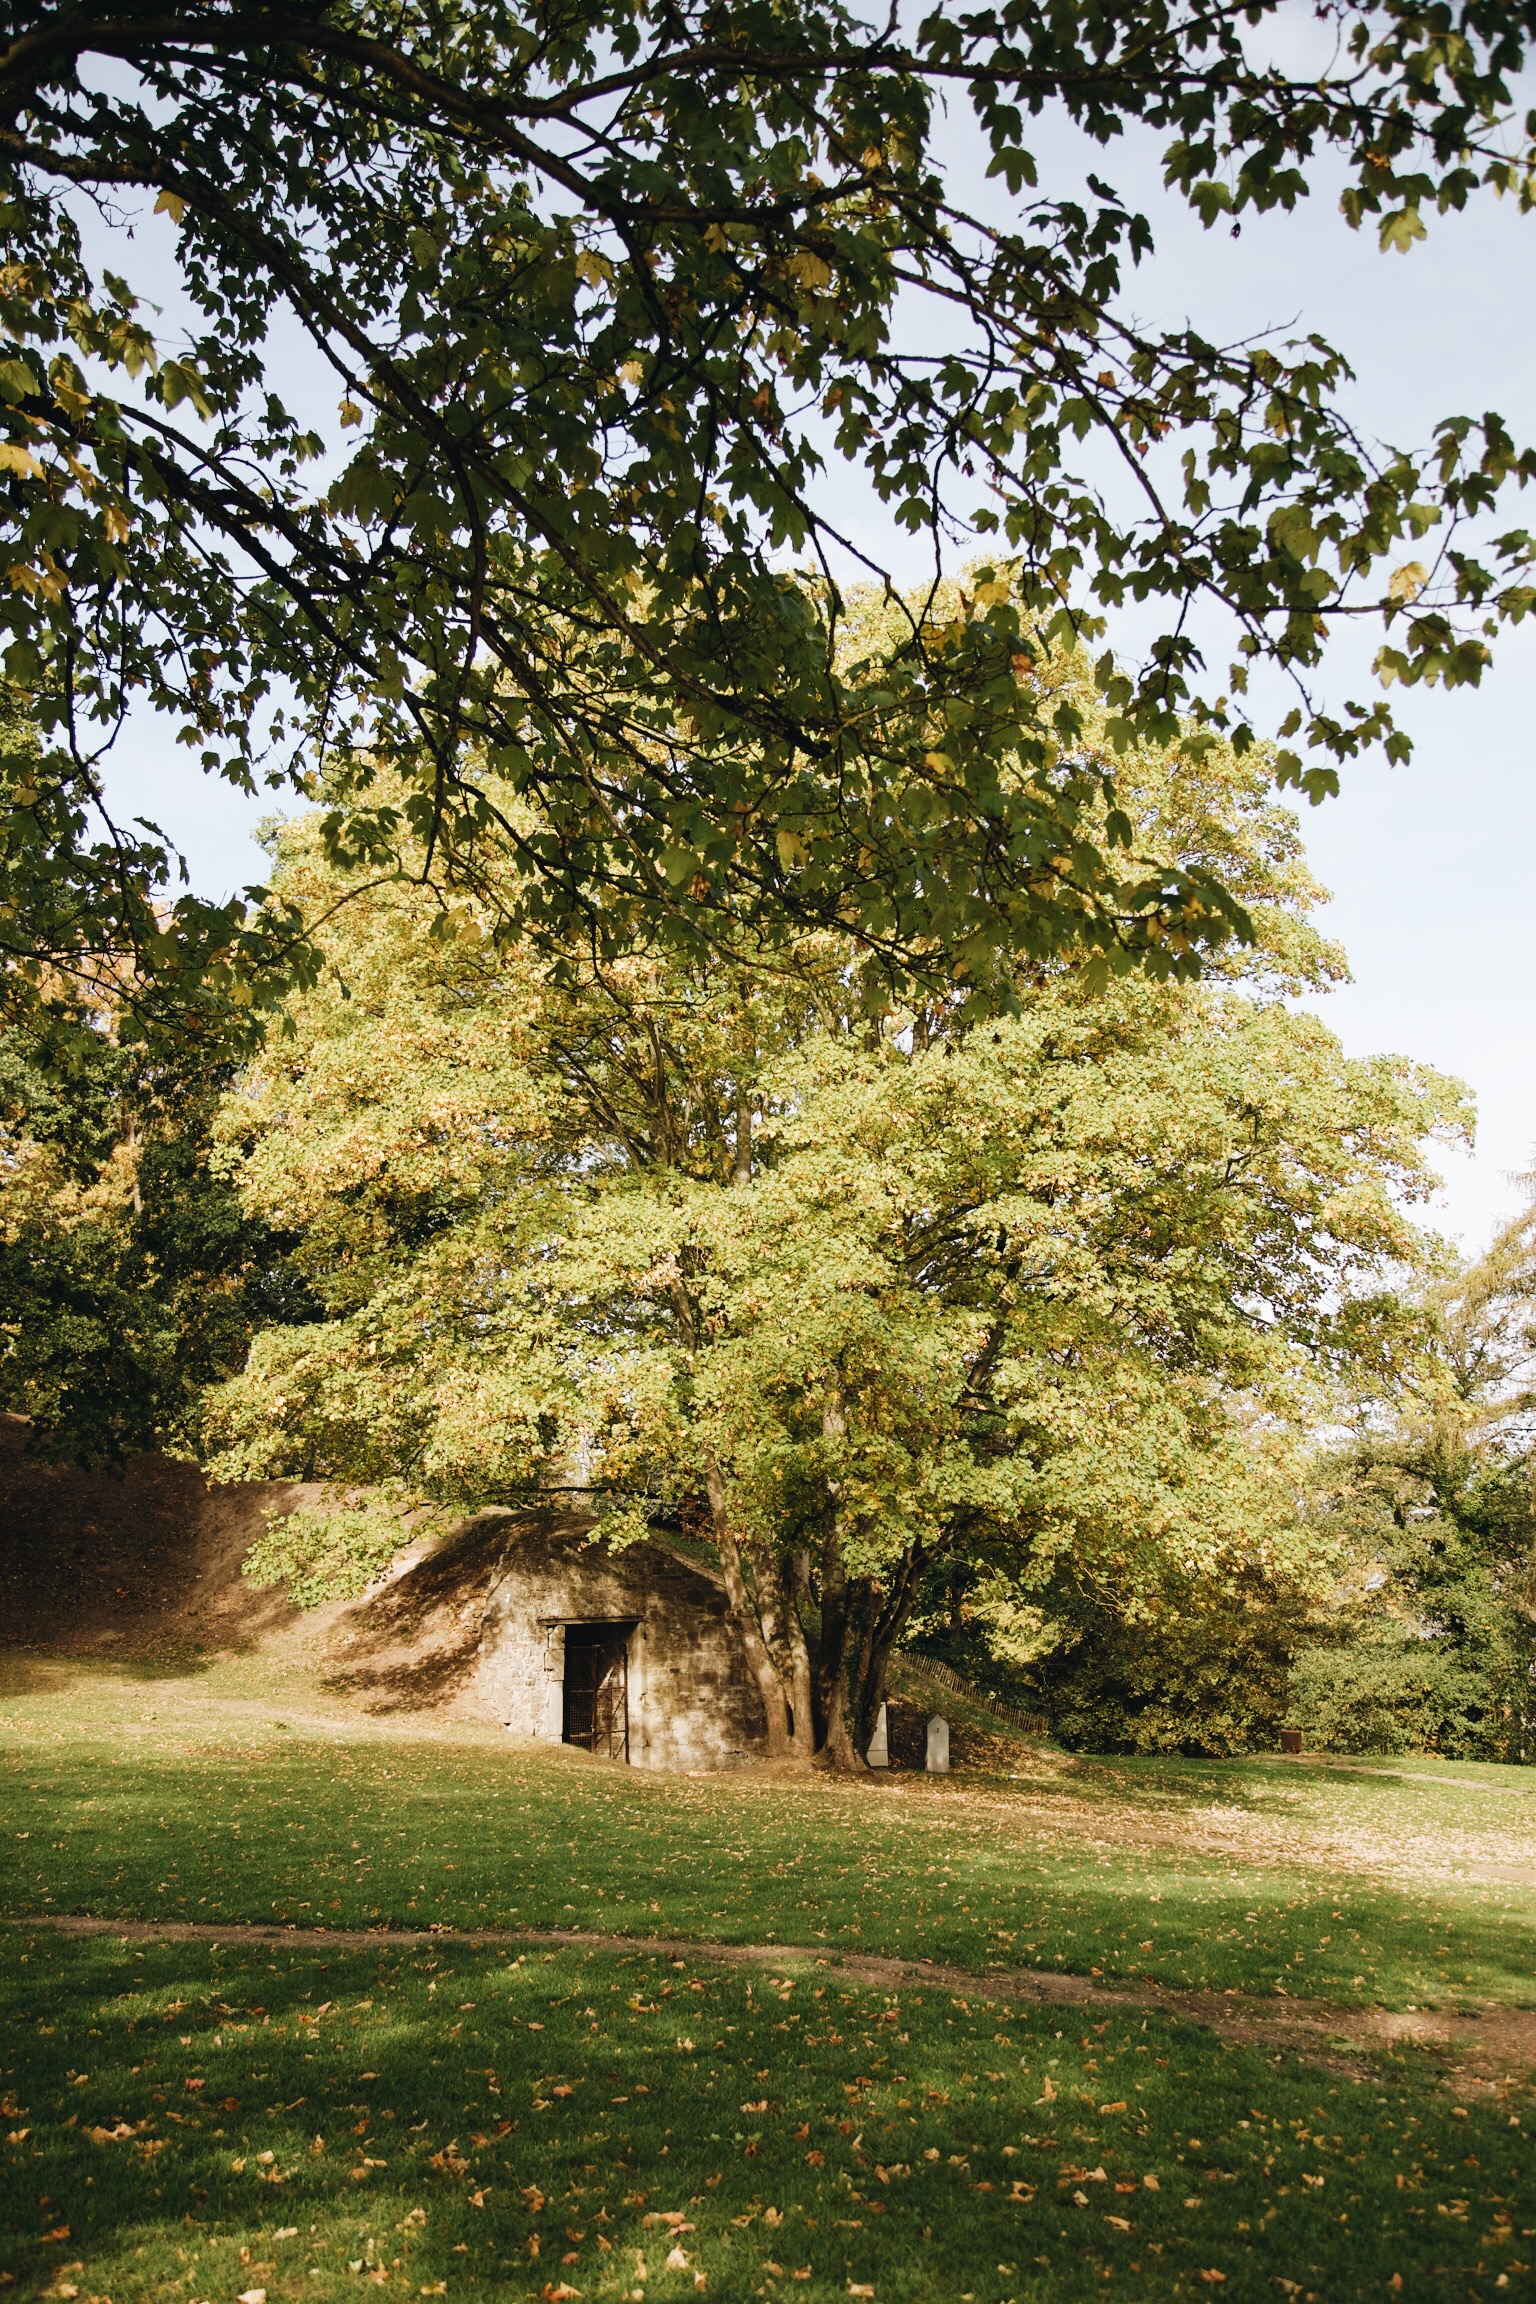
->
[562,1623,632,1762]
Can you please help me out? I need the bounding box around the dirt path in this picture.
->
[13,1913,1536,2099]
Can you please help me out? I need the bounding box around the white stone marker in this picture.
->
[866,1702,889,1768]
[926,1713,950,1773]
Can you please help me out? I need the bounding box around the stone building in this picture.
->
[476,1518,769,1771]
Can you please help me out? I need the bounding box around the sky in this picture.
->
[89,80,1536,1260]
[1122,150,1536,1260]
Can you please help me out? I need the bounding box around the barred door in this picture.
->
[562,1625,631,1762]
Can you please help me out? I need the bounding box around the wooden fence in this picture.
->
[894,1653,1046,1736]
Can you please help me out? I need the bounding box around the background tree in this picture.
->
[3,0,1536,1000]
[1288,1188,1536,1759]
[204,635,1466,1764]
[0,967,317,1462]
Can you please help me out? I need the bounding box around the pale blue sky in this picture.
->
[93,98,1536,1257]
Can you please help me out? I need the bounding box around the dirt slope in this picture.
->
[0,1415,309,1657]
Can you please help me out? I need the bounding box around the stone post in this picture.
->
[866,1702,889,1768]
[925,1714,949,1773]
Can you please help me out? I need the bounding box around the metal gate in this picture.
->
[561,1624,631,1762]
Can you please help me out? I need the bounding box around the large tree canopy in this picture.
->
[2,0,1535,999]
[205,689,1466,1764]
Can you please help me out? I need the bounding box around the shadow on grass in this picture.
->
[0,1649,224,1698]
[5,1731,1536,2010]
[0,1928,1529,2304]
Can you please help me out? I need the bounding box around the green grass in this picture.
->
[4,1929,1533,2304]
[2,1663,1533,2013]
[2,1655,1535,2301]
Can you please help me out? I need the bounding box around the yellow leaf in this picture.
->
[787,251,833,291]
[154,190,186,224]
[1388,560,1427,602]
[0,441,42,479]
[339,399,363,429]
[775,828,807,871]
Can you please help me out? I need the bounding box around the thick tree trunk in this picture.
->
[814,1560,884,1771]
[858,1545,928,1754]
[705,1459,797,1759]
[749,1540,818,1763]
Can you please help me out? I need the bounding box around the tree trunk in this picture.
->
[749,1539,817,1763]
[858,1545,928,1754]
[814,1562,883,1771]
[705,1458,797,1760]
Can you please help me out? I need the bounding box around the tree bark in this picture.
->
[749,1538,817,1762]
[705,1456,797,1760]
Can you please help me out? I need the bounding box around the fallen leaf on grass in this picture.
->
[1197,2276,1226,2288]
[542,2285,580,2301]
[665,2248,690,2271]
[238,2290,266,2303]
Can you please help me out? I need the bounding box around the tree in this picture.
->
[204,652,1464,1763]
[1290,1183,1536,1758]
[0,968,316,1461]
[3,1,1536,996]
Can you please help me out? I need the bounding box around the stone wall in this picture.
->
[477,1520,767,1771]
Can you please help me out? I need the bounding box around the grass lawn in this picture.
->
[3,1655,1535,2302]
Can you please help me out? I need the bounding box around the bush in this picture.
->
[1025,1572,1313,1757]
[1290,1634,1532,1760]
